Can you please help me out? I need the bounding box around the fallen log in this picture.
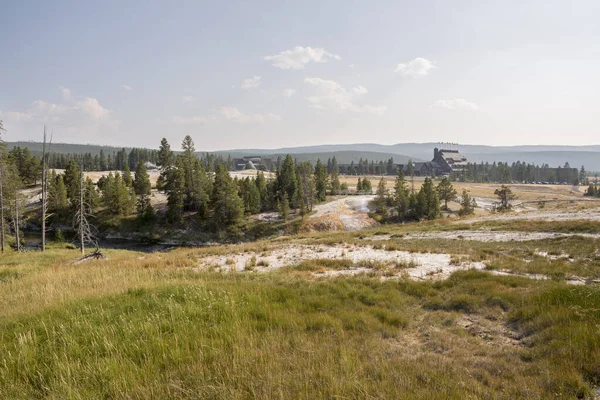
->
[71,249,107,264]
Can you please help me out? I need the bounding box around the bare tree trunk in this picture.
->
[80,171,84,255]
[14,192,20,252]
[41,126,47,252]
[0,166,4,253]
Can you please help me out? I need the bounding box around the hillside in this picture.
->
[214,150,418,165]
[9,141,600,170]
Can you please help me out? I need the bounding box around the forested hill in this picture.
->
[7,142,417,165]
[8,141,600,171]
[7,141,152,156]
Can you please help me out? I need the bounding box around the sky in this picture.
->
[1,0,599,150]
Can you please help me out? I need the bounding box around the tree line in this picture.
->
[450,161,584,185]
[31,135,352,244]
[369,173,476,222]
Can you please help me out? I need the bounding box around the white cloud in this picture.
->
[219,107,280,124]
[0,88,116,139]
[241,76,261,90]
[348,64,355,68]
[182,95,195,102]
[303,77,386,115]
[395,57,435,77]
[60,86,71,100]
[173,107,280,125]
[264,46,341,70]
[432,98,479,110]
[123,85,132,91]
[76,97,110,120]
[352,85,368,95]
[172,115,212,124]
[283,88,297,98]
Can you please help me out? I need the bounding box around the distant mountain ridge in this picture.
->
[7,141,600,171]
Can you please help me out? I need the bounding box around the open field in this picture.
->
[7,178,600,398]
[3,196,600,398]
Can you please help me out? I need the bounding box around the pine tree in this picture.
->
[211,164,245,236]
[330,171,341,195]
[122,163,133,187]
[436,177,457,210]
[63,160,80,201]
[356,177,363,192]
[49,172,68,214]
[240,177,261,214]
[156,138,174,192]
[255,171,269,211]
[393,171,410,219]
[420,177,440,220]
[166,167,185,223]
[297,161,315,213]
[279,197,290,221]
[458,189,477,216]
[373,177,388,218]
[276,154,298,207]
[134,160,153,219]
[314,159,328,202]
[84,177,99,214]
[494,185,515,210]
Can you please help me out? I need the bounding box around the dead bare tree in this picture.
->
[73,168,97,255]
[0,120,5,253]
[14,190,20,252]
[0,165,4,253]
[41,126,53,251]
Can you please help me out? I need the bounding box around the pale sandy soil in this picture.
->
[195,243,595,285]
[303,195,379,231]
[197,243,485,280]
[364,230,600,242]
[465,208,600,223]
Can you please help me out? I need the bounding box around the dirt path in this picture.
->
[303,196,378,232]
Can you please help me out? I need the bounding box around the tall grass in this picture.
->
[1,249,599,398]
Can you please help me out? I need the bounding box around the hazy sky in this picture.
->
[1,0,599,150]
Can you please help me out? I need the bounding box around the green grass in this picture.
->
[1,245,600,398]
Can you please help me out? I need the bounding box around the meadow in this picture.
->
[1,228,600,399]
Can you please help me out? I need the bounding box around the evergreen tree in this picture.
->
[84,177,99,214]
[279,197,290,221]
[393,171,410,219]
[240,177,261,214]
[99,149,107,170]
[297,161,315,214]
[330,171,341,195]
[373,177,388,218]
[166,167,185,223]
[63,160,80,201]
[49,172,68,214]
[122,163,133,187]
[134,160,153,219]
[156,138,174,192]
[276,154,298,207]
[494,185,515,210]
[314,159,328,202]
[211,164,245,236]
[255,171,269,211]
[356,177,363,192]
[413,177,440,219]
[458,189,477,216]
[436,177,457,210]
[361,177,372,193]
